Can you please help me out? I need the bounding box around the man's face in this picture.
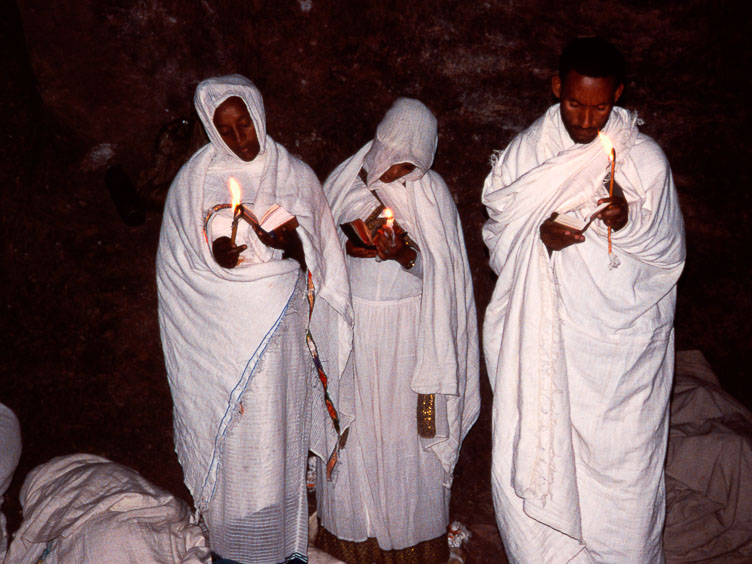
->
[552,70,624,144]
[212,96,260,161]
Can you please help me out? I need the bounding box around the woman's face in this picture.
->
[379,162,416,183]
[212,96,260,161]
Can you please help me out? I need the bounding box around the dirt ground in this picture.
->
[2,0,750,561]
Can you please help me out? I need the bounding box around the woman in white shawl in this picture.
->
[315,98,480,562]
[157,75,352,564]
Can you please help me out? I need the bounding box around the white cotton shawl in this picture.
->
[157,75,352,510]
[482,105,685,543]
[324,98,480,477]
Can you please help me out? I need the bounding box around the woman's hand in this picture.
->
[346,240,378,258]
[212,237,247,268]
[374,227,417,269]
[252,218,307,271]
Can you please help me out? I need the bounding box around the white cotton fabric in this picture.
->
[482,104,685,563]
[0,403,21,561]
[317,98,480,550]
[157,75,352,559]
[362,97,438,186]
[204,274,312,563]
[4,454,210,564]
[664,351,752,563]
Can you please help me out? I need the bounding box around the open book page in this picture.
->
[553,200,611,232]
[205,206,276,264]
[238,203,296,232]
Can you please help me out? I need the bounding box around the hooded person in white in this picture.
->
[482,39,685,563]
[157,75,352,564]
[315,98,480,561]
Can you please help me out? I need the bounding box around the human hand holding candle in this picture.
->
[374,209,416,268]
[211,177,247,268]
[229,177,242,245]
[383,208,395,246]
[597,133,628,244]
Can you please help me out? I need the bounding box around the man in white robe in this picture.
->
[482,38,685,563]
[157,75,352,564]
[315,98,480,562]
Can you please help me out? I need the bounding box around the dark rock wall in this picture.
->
[3,0,750,555]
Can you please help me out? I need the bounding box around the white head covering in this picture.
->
[194,74,268,160]
[363,97,438,186]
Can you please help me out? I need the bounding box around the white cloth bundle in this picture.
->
[157,75,352,510]
[4,454,209,563]
[0,403,21,561]
[324,97,480,480]
[664,351,752,563]
[483,105,685,562]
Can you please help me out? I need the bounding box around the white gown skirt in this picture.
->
[205,275,312,563]
[317,294,450,551]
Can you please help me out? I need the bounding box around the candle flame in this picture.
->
[383,208,394,220]
[598,131,615,161]
[228,177,242,211]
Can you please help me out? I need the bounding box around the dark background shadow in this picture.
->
[2,0,750,558]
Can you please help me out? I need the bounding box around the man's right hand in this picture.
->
[212,236,247,268]
[539,213,585,254]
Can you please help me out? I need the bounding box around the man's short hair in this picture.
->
[559,37,626,86]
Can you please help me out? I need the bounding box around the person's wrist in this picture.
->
[395,246,417,269]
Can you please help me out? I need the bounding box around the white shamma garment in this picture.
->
[157,75,352,564]
[316,98,480,556]
[482,104,685,563]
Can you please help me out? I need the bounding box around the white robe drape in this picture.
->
[482,104,685,563]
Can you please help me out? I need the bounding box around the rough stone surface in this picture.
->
[3,0,750,561]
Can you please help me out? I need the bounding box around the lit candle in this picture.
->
[598,132,616,255]
[228,177,242,245]
[384,208,394,230]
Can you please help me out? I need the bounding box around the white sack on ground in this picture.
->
[4,454,210,564]
[664,350,752,563]
[0,403,22,561]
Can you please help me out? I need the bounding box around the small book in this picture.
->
[340,218,377,247]
[340,205,386,247]
[553,201,611,232]
[238,203,296,232]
